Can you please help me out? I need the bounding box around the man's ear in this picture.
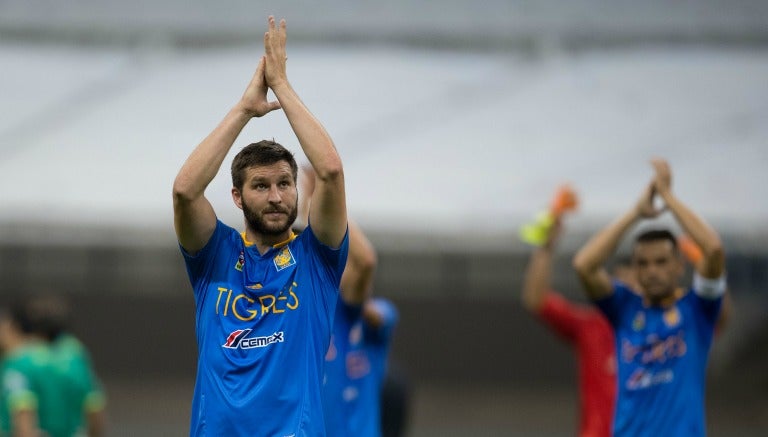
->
[232,187,244,210]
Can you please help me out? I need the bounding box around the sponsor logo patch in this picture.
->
[626,368,674,390]
[222,329,284,350]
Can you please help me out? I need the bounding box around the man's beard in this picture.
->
[243,201,298,236]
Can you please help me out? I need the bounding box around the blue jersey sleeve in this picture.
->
[367,298,399,343]
[301,224,350,288]
[336,297,398,344]
[692,293,723,326]
[691,273,726,325]
[296,224,349,330]
[594,281,637,327]
[180,220,234,301]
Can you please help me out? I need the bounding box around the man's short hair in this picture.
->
[231,140,298,190]
[634,229,678,252]
[20,294,71,342]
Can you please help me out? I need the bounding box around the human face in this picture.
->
[233,161,298,238]
[632,240,683,302]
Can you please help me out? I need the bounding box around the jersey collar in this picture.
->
[643,286,686,308]
[240,231,297,250]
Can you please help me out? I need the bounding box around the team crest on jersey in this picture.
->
[273,246,296,271]
[235,251,245,271]
[663,306,681,328]
[632,311,645,331]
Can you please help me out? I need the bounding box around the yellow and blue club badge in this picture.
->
[273,246,296,271]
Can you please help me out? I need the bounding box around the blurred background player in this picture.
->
[573,158,726,436]
[22,294,107,437]
[0,298,102,437]
[297,166,399,437]
[612,236,731,333]
[0,304,47,437]
[520,186,615,437]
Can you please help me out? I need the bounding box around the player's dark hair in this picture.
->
[634,229,678,252]
[20,294,70,342]
[9,299,33,336]
[231,140,298,190]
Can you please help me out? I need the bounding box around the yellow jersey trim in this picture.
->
[240,231,297,249]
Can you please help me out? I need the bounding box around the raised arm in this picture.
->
[573,183,661,299]
[173,55,281,254]
[521,220,562,312]
[86,408,106,437]
[651,159,725,279]
[12,409,40,437]
[298,166,375,306]
[263,17,347,248]
[339,221,377,306]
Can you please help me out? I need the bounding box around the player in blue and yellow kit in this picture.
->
[324,297,398,437]
[173,16,349,436]
[573,159,726,436]
[297,167,398,437]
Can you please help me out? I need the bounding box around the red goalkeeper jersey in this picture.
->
[538,292,616,437]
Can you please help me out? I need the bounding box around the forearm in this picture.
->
[86,409,107,437]
[574,207,638,275]
[173,104,252,200]
[273,82,347,246]
[573,206,638,299]
[271,83,342,179]
[659,190,724,277]
[521,248,553,312]
[340,221,377,305]
[12,410,39,437]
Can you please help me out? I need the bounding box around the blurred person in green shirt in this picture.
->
[0,303,72,437]
[22,294,106,437]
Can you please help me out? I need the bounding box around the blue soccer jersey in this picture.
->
[596,279,723,436]
[322,297,398,437]
[181,220,349,437]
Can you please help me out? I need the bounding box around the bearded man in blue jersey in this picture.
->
[173,16,349,436]
[573,159,726,436]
